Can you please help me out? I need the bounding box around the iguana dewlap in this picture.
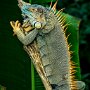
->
[10,0,85,90]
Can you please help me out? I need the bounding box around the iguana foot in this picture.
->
[76,81,85,90]
[22,21,34,32]
[10,20,21,35]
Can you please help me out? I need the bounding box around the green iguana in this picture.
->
[10,0,85,90]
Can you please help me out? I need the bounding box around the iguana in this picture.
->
[10,0,85,90]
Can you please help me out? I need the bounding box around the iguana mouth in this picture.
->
[23,19,31,27]
[22,13,42,29]
[22,15,34,32]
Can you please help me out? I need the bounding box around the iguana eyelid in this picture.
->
[28,8,37,12]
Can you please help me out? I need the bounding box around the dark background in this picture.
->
[0,0,90,90]
[0,0,31,90]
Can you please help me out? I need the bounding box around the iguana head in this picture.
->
[18,0,47,29]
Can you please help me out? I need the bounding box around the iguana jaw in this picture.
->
[22,16,42,32]
[22,15,42,32]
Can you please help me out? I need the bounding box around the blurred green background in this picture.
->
[0,0,90,90]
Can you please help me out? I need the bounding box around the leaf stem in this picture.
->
[31,61,35,90]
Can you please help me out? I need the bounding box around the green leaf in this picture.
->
[0,85,6,90]
[29,0,56,4]
[64,13,81,80]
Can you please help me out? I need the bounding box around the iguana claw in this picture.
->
[10,20,21,35]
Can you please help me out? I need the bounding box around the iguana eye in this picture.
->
[28,8,37,12]
[37,8,43,13]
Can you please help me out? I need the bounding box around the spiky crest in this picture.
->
[49,1,52,9]
[50,1,78,89]
[52,0,58,11]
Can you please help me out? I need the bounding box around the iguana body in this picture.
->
[10,0,85,90]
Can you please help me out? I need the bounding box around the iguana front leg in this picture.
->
[10,20,38,45]
[10,20,52,90]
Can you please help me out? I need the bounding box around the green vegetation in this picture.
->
[0,85,6,90]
